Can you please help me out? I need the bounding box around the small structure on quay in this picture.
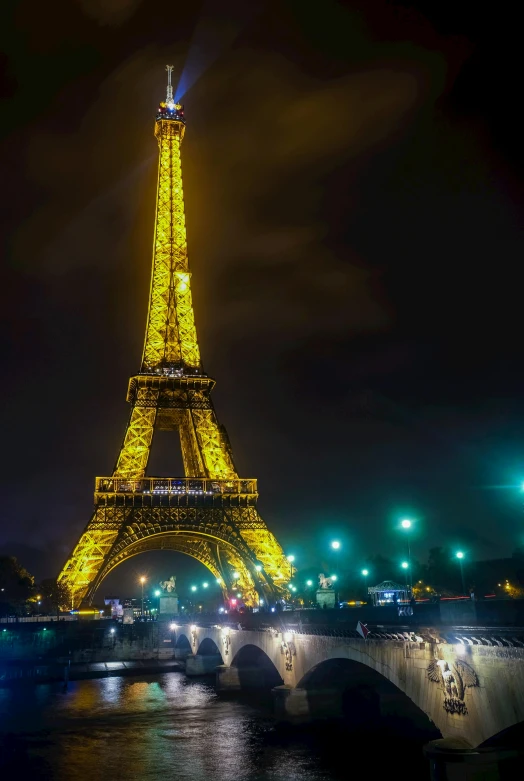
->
[158,575,179,617]
[368,580,409,606]
[316,573,336,609]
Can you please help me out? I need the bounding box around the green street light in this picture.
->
[191,585,197,592]
[203,582,209,588]
[361,569,369,577]
[401,561,409,569]
[306,579,313,586]
[330,575,337,581]
[331,541,341,550]
[286,555,295,562]
[400,519,413,590]
[456,551,466,594]
[154,590,161,597]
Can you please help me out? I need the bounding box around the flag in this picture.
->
[356,621,369,640]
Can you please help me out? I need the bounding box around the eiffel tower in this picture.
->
[59,66,291,608]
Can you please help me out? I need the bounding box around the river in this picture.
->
[0,672,433,779]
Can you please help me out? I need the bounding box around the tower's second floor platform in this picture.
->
[95,476,258,508]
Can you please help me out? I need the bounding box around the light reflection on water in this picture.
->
[0,673,425,780]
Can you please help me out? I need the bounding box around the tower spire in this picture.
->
[166,64,174,104]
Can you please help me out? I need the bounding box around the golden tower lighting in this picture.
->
[58,66,289,607]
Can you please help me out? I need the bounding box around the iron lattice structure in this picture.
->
[58,67,290,607]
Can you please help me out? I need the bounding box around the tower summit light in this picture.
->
[58,68,290,609]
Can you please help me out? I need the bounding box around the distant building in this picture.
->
[104,597,123,617]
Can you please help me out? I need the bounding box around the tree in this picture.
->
[0,556,34,616]
[423,547,461,594]
[39,578,72,615]
[364,555,395,584]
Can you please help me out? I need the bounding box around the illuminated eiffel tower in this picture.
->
[59,66,290,608]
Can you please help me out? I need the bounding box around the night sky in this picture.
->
[1,0,524,595]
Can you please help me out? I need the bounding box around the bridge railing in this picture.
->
[184,613,524,646]
[95,477,258,496]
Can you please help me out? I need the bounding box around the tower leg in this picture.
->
[58,507,127,607]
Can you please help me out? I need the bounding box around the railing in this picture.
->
[95,477,258,496]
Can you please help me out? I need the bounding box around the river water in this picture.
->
[0,673,433,779]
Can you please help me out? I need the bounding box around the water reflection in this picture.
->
[0,673,428,780]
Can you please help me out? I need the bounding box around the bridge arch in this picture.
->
[197,637,222,658]
[231,644,283,689]
[175,633,191,651]
[481,720,524,751]
[297,656,440,738]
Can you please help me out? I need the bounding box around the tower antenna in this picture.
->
[166,64,174,103]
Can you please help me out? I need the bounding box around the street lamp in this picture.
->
[306,579,313,587]
[400,560,409,593]
[139,576,146,616]
[361,569,369,601]
[203,582,208,588]
[154,590,160,597]
[331,541,341,550]
[456,551,466,595]
[191,585,197,592]
[400,519,413,590]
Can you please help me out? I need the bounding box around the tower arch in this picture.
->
[87,529,266,604]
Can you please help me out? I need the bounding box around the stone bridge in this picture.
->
[172,621,524,749]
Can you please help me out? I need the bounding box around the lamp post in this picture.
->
[361,569,369,601]
[456,551,466,595]
[139,576,146,616]
[401,561,409,594]
[286,555,295,581]
[400,519,413,591]
[330,541,341,589]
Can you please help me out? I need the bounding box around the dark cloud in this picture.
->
[76,0,143,26]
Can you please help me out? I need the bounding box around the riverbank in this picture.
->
[0,658,182,686]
